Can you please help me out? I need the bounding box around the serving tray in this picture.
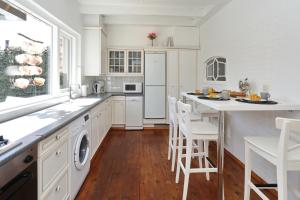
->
[198,96,230,101]
[235,98,278,105]
[187,92,203,95]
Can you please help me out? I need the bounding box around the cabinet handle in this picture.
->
[56,135,61,140]
[55,151,62,156]
[55,185,61,192]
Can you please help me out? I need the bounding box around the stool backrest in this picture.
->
[177,101,192,137]
[168,96,177,125]
[276,117,300,162]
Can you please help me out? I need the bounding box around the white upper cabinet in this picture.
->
[83,27,107,76]
[179,49,198,95]
[108,49,143,76]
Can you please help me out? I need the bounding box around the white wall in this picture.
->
[105,24,200,48]
[199,0,300,199]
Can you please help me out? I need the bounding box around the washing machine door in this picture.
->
[74,130,90,170]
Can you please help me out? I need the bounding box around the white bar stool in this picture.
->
[244,117,300,200]
[176,101,218,200]
[168,96,204,172]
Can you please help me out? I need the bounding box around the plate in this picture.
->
[187,92,203,95]
[235,98,278,105]
[198,95,230,101]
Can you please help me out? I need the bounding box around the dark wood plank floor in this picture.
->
[76,129,276,200]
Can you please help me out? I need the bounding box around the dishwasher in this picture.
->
[125,96,143,130]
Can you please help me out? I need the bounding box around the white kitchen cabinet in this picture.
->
[38,127,70,200]
[91,106,100,157]
[167,49,179,99]
[104,99,112,133]
[179,49,198,96]
[112,96,125,125]
[83,27,107,76]
[108,49,143,76]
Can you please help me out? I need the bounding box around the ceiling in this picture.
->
[78,0,231,26]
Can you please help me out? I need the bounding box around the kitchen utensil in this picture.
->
[202,87,209,95]
[221,90,230,100]
[236,98,277,104]
[260,92,270,100]
[81,85,88,97]
[93,82,101,94]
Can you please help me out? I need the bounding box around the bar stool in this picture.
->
[244,117,300,200]
[168,96,204,172]
[176,101,218,200]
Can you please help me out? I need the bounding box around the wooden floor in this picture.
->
[76,129,276,200]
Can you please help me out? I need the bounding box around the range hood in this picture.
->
[0,0,26,21]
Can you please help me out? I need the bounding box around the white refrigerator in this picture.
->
[144,52,166,119]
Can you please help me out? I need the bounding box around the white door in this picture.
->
[74,130,90,170]
[144,52,166,86]
[179,49,197,95]
[144,86,166,118]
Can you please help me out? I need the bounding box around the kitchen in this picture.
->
[0,0,300,200]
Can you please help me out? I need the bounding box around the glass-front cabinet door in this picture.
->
[108,49,143,75]
[108,50,125,74]
[127,50,143,74]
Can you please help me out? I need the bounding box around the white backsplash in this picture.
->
[105,76,144,93]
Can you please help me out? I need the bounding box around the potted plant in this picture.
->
[147,32,157,47]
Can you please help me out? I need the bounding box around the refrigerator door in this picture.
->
[144,52,166,86]
[144,86,166,118]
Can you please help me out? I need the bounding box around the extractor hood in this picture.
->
[0,0,26,21]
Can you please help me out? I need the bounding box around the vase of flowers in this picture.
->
[147,32,157,47]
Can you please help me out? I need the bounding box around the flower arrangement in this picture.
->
[147,32,157,46]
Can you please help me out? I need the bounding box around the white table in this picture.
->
[181,92,300,200]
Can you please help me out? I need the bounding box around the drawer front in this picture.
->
[43,168,69,200]
[41,137,68,191]
[112,96,125,101]
[39,127,69,156]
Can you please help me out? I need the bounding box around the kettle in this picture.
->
[93,82,101,94]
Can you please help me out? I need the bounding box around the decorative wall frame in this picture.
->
[205,56,226,81]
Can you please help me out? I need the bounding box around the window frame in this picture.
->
[205,56,227,83]
[0,0,81,122]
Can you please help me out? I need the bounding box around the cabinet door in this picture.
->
[101,30,107,75]
[167,49,179,99]
[112,100,125,125]
[179,49,197,95]
[108,49,126,74]
[91,113,100,157]
[99,109,105,144]
[127,50,143,74]
[105,100,112,133]
[83,28,101,76]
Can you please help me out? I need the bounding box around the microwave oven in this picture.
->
[123,82,143,93]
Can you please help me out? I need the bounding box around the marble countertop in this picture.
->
[0,92,126,166]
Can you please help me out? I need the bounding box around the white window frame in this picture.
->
[205,56,227,83]
[0,0,81,122]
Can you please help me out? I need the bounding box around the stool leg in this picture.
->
[204,140,210,181]
[197,140,203,169]
[168,123,173,161]
[176,130,183,183]
[182,138,192,200]
[244,142,252,200]
[171,124,178,172]
[277,164,287,200]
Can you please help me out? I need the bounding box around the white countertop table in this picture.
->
[181,92,300,200]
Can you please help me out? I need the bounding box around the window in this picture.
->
[0,4,52,104]
[0,1,80,121]
[59,32,72,90]
[205,56,226,81]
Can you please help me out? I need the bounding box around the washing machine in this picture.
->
[70,112,91,200]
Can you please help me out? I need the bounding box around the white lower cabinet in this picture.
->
[38,127,70,200]
[112,96,125,125]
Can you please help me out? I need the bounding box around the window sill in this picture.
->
[0,94,69,123]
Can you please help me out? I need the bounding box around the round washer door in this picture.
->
[74,130,90,170]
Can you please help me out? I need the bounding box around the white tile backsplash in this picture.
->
[106,76,143,92]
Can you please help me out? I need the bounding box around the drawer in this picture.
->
[112,96,125,101]
[43,168,69,200]
[40,137,68,192]
[39,127,69,156]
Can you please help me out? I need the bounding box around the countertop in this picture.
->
[182,92,300,111]
[0,92,128,166]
